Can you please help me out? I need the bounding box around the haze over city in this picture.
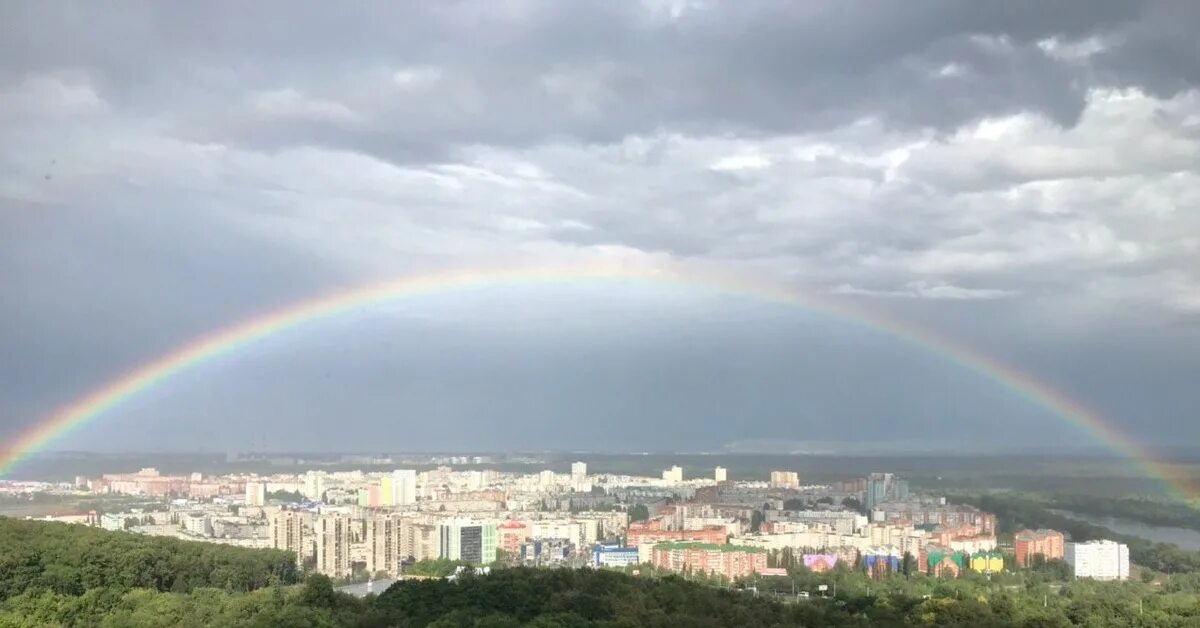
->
[2,1,1199,458]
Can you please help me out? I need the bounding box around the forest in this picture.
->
[0,519,299,598]
[958,494,1200,575]
[5,518,1200,626]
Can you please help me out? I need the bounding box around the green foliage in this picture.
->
[266,489,305,503]
[5,518,1200,626]
[1045,494,1200,531]
[959,494,1200,574]
[0,518,299,600]
[404,558,473,578]
[627,504,650,523]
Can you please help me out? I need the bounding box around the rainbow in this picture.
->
[0,263,1187,498]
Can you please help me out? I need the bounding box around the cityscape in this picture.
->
[3,0,1198,625]
[5,461,1131,588]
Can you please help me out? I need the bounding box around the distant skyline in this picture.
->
[2,2,1199,457]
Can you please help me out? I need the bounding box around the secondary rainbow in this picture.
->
[0,263,1186,499]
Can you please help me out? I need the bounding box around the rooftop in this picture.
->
[655,542,765,553]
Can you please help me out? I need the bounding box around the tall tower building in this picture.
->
[391,469,417,506]
[714,467,727,482]
[865,473,909,509]
[438,520,498,564]
[269,510,308,567]
[571,461,587,480]
[365,515,405,577]
[407,523,440,562]
[303,471,326,501]
[245,481,266,507]
[314,514,352,578]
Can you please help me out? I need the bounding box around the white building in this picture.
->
[183,513,211,537]
[1065,540,1129,580]
[270,510,309,567]
[714,467,727,482]
[365,515,405,577]
[303,471,327,501]
[572,462,587,480]
[662,466,683,484]
[769,471,800,489]
[391,469,417,506]
[245,481,266,507]
[315,514,353,578]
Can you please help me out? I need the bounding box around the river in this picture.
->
[1050,509,1200,551]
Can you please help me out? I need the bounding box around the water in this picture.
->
[1050,509,1200,551]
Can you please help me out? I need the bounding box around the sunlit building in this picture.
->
[769,471,800,489]
[662,466,683,484]
[925,547,965,578]
[1014,529,1065,567]
[652,542,767,579]
[303,471,326,501]
[364,515,404,577]
[970,550,1005,574]
[802,553,838,573]
[439,520,498,565]
[314,514,352,578]
[1065,540,1129,581]
[391,469,417,506]
[245,481,266,507]
[269,510,309,567]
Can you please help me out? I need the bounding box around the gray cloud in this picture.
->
[1,1,1199,455]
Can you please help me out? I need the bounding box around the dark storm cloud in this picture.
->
[0,196,353,427]
[3,1,1193,160]
[1,2,1199,454]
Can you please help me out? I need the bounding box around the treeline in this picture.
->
[8,567,1200,627]
[961,494,1200,574]
[5,519,1200,626]
[0,518,299,598]
[1047,494,1200,532]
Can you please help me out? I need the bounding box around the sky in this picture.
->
[1,1,1198,455]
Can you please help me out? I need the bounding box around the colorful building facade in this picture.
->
[970,550,1005,574]
[1014,529,1065,567]
[626,523,727,548]
[651,542,768,580]
[925,548,965,578]
[802,553,839,573]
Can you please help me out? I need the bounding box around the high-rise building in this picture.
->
[379,476,394,507]
[314,514,353,578]
[1065,540,1129,580]
[1014,529,1065,567]
[269,510,308,567]
[438,520,498,564]
[662,466,683,484]
[571,461,587,480]
[769,471,799,489]
[391,469,417,506]
[365,515,405,577]
[303,471,326,501]
[245,481,266,507]
[714,467,727,483]
[865,473,909,509]
[406,523,440,562]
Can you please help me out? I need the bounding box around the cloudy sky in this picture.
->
[2,1,1198,455]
